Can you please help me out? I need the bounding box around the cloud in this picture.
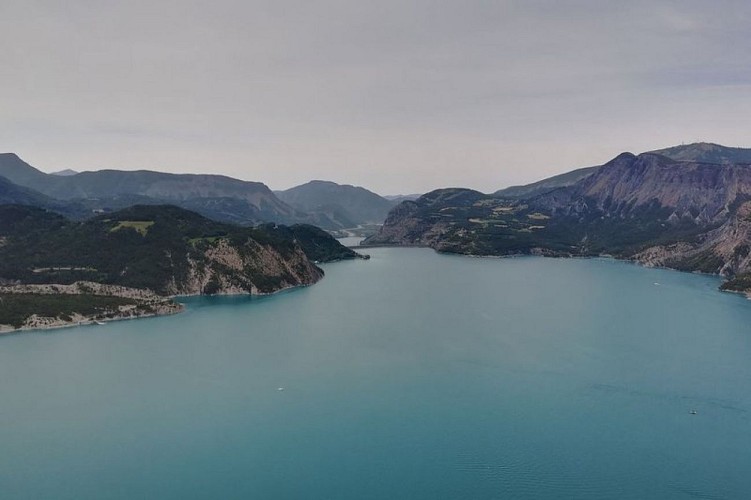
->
[1,0,750,193]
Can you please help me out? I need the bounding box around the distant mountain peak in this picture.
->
[0,152,50,186]
[306,179,341,186]
[277,180,395,228]
[50,169,78,176]
[0,154,300,225]
[647,143,751,164]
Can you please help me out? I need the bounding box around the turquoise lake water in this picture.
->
[2,248,751,499]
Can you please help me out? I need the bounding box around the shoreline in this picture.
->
[4,247,748,336]
[0,278,325,335]
[358,243,751,298]
[717,287,751,301]
[0,281,185,335]
[0,306,185,336]
[170,277,321,300]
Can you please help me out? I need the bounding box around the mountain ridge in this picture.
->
[276,179,396,229]
[491,143,751,202]
[647,142,751,164]
[366,144,751,294]
[0,154,399,230]
[0,153,301,225]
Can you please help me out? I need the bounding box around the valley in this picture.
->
[5,141,751,332]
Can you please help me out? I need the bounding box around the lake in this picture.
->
[1,248,751,499]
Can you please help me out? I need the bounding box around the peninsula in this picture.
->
[0,204,363,332]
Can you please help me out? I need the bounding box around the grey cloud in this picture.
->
[1,0,750,194]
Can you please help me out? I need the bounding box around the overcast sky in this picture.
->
[1,1,750,194]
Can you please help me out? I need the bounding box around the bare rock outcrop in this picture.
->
[633,201,751,277]
[168,238,323,296]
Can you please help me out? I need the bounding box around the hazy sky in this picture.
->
[2,1,750,194]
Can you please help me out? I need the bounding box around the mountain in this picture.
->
[494,165,599,199]
[0,204,361,296]
[0,154,404,230]
[0,153,50,187]
[0,174,97,220]
[367,188,486,248]
[366,145,751,294]
[492,143,751,201]
[648,142,751,164]
[0,153,301,225]
[531,152,751,221]
[264,223,369,262]
[384,194,421,202]
[50,169,78,176]
[286,202,359,231]
[276,180,396,229]
[0,175,56,207]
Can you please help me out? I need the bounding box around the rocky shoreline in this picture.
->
[0,307,184,335]
[361,242,751,298]
[0,281,184,334]
[0,278,329,334]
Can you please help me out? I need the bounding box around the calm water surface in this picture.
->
[2,248,751,499]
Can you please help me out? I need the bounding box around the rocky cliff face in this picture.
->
[632,200,751,277]
[532,153,751,222]
[171,238,323,295]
